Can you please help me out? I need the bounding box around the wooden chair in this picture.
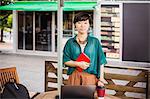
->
[0,67,19,92]
[0,67,40,98]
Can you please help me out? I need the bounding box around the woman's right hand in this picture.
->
[77,61,90,70]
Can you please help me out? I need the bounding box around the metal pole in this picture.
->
[147,69,150,99]
[57,0,63,98]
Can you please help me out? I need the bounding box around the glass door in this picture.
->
[25,12,33,50]
[18,11,24,49]
[18,11,33,50]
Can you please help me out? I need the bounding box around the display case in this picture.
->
[100,3,121,59]
[100,2,150,62]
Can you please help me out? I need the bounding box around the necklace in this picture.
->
[78,37,87,44]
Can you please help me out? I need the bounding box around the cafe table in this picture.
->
[34,91,121,99]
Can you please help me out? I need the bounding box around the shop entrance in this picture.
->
[18,11,53,52]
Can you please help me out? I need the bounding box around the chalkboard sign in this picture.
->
[123,3,150,63]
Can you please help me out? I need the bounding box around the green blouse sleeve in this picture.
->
[97,40,107,78]
[98,41,107,65]
[63,40,72,67]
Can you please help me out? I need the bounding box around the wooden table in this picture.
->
[34,91,121,99]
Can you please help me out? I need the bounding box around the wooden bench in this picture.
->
[45,61,150,99]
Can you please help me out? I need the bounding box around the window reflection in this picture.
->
[35,12,52,51]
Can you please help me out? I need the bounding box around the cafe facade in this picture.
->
[1,1,150,64]
[0,1,98,57]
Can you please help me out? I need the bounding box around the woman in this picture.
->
[63,12,107,86]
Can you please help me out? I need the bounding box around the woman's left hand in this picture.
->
[98,78,108,86]
[100,78,108,84]
[97,80,104,86]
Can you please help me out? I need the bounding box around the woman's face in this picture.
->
[75,20,90,34]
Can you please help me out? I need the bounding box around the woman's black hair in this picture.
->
[73,12,92,24]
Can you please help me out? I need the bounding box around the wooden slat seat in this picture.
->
[0,67,19,89]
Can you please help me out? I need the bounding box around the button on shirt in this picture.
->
[63,35,107,78]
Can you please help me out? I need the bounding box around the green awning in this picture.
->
[64,2,96,11]
[0,1,97,11]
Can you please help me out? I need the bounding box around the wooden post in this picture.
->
[45,61,48,92]
[147,69,150,99]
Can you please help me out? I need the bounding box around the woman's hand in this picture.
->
[100,78,107,84]
[77,61,90,70]
[97,78,108,86]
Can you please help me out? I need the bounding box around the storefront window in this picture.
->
[55,12,73,52]
[55,12,57,52]
[35,12,52,51]
[18,11,33,50]
[18,11,23,49]
[63,12,73,37]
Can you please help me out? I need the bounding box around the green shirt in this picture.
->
[63,35,107,78]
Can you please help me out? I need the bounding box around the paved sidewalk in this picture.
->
[0,42,13,50]
[0,53,57,92]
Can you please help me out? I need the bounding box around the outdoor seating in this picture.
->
[45,61,150,99]
[0,67,38,98]
[0,67,19,92]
